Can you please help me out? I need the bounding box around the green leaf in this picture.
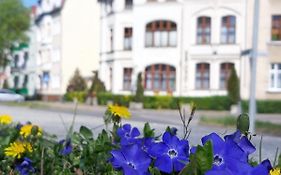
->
[237,113,250,134]
[179,141,213,175]
[79,126,93,139]
[143,122,155,138]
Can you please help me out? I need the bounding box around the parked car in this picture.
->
[0,89,25,102]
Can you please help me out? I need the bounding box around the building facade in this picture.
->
[8,42,37,97]
[99,0,255,98]
[243,0,281,100]
[34,0,100,100]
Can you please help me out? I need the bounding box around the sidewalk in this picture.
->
[29,101,281,125]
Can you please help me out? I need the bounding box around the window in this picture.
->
[220,63,234,89]
[42,71,50,89]
[124,27,133,50]
[145,64,176,91]
[195,63,210,89]
[23,52,29,68]
[14,76,19,89]
[123,68,133,90]
[269,63,281,90]
[110,28,114,52]
[125,0,133,9]
[23,75,28,88]
[145,20,177,47]
[197,17,211,44]
[272,15,281,41]
[221,16,236,44]
[14,55,19,68]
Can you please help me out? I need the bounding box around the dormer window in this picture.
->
[125,0,133,9]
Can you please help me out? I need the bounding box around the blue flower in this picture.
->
[248,159,272,175]
[136,137,154,152]
[149,132,189,173]
[117,124,140,146]
[16,157,35,175]
[202,133,251,175]
[224,130,256,158]
[59,139,73,156]
[110,144,151,175]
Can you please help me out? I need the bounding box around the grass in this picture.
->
[200,116,281,137]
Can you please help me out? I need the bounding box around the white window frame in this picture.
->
[269,63,281,92]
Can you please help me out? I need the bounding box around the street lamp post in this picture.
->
[249,0,260,133]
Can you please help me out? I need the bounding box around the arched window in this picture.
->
[145,64,176,91]
[197,16,211,44]
[221,16,236,44]
[195,63,210,89]
[145,20,177,47]
[220,63,234,89]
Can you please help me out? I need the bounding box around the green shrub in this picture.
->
[98,93,232,110]
[67,68,87,92]
[227,67,240,104]
[88,71,106,96]
[64,91,87,103]
[133,73,144,103]
[97,93,133,107]
[242,100,281,113]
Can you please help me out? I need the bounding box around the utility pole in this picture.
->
[249,0,260,133]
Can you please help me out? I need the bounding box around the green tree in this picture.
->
[227,67,240,104]
[0,0,30,68]
[89,71,106,96]
[67,68,87,92]
[134,72,144,103]
[2,79,9,89]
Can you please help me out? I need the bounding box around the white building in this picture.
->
[34,0,100,100]
[7,7,38,97]
[99,0,248,98]
[8,42,37,97]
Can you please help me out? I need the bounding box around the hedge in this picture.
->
[97,93,232,111]
[63,91,87,103]
[242,100,281,113]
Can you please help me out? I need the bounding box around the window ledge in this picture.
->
[267,89,281,93]
[145,46,177,49]
[267,41,281,46]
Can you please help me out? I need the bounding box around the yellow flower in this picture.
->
[20,124,42,138]
[0,114,12,125]
[270,168,281,175]
[4,141,33,159]
[108,105,131,119]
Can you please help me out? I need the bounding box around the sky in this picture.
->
[22,0,37,7]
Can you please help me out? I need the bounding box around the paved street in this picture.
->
[0,104,280,162]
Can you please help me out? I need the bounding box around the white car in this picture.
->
[0,89,25,102]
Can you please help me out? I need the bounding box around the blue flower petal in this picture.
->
[173,156,188,172]
[148,142,168,157]
[131,127,140,138]
[123,124,131,132]
[155,155,173,173]
[224,139,246,162]
[202,133,225,154]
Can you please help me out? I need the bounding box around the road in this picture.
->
[0,104,280,162]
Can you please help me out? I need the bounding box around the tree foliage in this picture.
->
[67,69,87,92]
[134,72,144,103]
[0,0,30,68]
[89,71,106,96]
[227,67,240,104]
